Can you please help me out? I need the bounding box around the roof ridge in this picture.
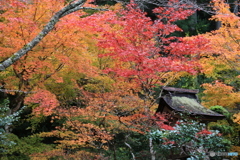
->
[163,87,199,94]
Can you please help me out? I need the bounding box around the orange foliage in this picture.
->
[0,1,218,157]
[199,0,240,77]
[195,0,240,111]
[25,89,59,116]
[233,112,240,124]
[0,0,100,113]
[39,79,162,153]
[45,90,149,143]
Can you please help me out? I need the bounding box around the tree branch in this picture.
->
[124,134,136,160]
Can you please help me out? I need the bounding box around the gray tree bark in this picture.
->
[149,138,156,160]
[233,0,239,15]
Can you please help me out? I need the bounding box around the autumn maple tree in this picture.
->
[198,0,240,116]
[0,0,101,114]
[0,0,106,71]
[0,0,207,114]
[33,1,212,158]
[199,1,239,79]
[192,0,240,155]
[0,0,236,159]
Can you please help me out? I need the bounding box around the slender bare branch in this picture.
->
[0,89,36,94]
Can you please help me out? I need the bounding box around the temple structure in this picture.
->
[156,87,225,124]
[156,87,226,159]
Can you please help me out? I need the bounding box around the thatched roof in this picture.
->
[158,87,225,121]
[162,95,224,117]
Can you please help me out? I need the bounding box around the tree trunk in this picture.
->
[233,0,239,15]
[149,138,156,160]
[8,92,26,114]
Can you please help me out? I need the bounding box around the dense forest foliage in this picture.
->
[0,0,239,159]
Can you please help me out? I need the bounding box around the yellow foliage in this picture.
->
[202,81,240,108]
[109,2,123,11]
[230,146,240,159]
[83,75,115,93]
[194,0,240,79]
[233,112,240,124]
[211,0,240,27]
